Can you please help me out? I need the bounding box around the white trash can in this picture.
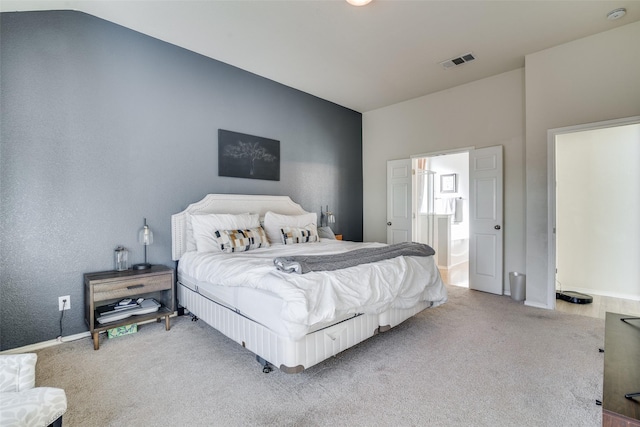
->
[509,272,526,302]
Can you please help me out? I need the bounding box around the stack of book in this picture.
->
[96,298,161,324]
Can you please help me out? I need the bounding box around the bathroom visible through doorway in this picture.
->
[413,152,469,287]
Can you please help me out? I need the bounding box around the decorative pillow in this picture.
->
[263,211,317,243]
[212,227,269,253]
[281,226,319,244]
[317,226,336,240]
[190,213,260,252]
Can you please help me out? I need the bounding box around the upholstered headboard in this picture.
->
[171,194,307,260]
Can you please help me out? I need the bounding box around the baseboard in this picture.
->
[524,300,551,309]
[0,331,92,355]
[556,286,640,301]
[0,312,178,355]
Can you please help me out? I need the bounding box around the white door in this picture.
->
[469,146,503,294]
[386,159,412,244]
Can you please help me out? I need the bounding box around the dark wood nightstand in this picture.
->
[84,265,175,350]
[602,312,640,426]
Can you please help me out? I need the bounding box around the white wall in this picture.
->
[363,69,526,293]
[556,124,640,300]
[525,21,640,308]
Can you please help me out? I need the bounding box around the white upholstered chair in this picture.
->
[0,353,67,427]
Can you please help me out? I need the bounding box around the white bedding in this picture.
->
[178,240,447,339]
[178,272,357,337]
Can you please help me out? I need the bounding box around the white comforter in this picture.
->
[178,240,447,339]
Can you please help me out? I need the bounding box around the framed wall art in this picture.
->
[440,173,457,193]
[218,129,280,181]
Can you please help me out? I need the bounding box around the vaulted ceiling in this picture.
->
[2,1,639,112]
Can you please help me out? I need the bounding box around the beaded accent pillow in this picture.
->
[280,226,319,244]
[213,227,270,253]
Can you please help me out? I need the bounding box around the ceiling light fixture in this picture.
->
[607,8,626,20]
[346,0,372,6]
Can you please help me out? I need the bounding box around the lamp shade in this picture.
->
[133,218,153,270]
[138,223,154,245]
[322,205,336,227]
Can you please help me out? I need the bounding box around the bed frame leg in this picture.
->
[256,356,273,373]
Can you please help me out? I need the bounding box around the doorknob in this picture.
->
[494,225,501,230]
[387,222,392,226]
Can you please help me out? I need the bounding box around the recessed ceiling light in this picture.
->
[607,8,626,20]
[346,0,373,6]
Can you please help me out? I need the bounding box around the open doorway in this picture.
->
[413,152,469,287]
[549,117,640,316]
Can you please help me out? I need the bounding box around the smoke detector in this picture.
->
[607,8,626,20]
[440,53,476,69]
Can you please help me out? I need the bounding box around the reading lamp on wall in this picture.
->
[133,218,153,270]
[321,205,336,228]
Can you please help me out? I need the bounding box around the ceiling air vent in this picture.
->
[440,52,476,69]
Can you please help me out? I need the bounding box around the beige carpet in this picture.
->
[35,285,605,426]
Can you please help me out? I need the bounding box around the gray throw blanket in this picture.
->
[273,242,435,274]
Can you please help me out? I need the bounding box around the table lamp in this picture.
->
[132,218,153,270]
[321,205,336,228]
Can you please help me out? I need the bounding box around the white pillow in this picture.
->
[190,213,260,252]
[317,226,336,240]
[263,211,317,243]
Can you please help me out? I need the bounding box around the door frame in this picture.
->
[411,147,475,160]
[546,115,640,309]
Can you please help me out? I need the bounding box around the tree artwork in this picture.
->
[223,141,277,176]
[218,130,280,181]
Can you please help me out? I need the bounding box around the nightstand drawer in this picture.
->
[93,274,172,302]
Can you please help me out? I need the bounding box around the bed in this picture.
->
[171,194,447,373]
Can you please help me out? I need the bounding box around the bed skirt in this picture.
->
[178,283,432,373]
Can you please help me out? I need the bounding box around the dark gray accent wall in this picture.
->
[0,11,363,350]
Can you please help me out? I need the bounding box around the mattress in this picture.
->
[177,240,447,340]
[178,273,357,338]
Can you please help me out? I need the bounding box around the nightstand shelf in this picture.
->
[84,265,175,350]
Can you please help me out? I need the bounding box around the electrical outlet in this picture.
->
[58,295,70,311]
